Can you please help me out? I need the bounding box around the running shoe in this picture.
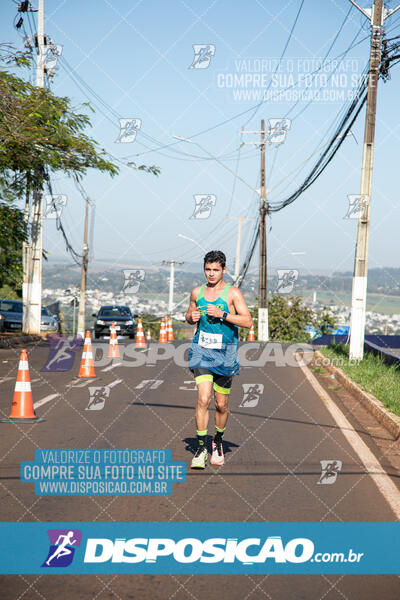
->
[210,439,224,466]
[191,446,208,469]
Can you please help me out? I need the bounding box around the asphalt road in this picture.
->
[0,338,399,599]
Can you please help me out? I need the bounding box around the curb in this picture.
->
[0,334,42,349]
[314,349,400,440]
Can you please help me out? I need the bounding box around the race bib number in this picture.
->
[198,331,223,350]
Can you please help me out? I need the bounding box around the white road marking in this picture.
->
[102,362,123,372]
[299,358,400,519]
[109,379,123,389]
[34,393,60,409]
[0,376,14,384]
[72,378,96,388]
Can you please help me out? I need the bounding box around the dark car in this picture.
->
[0,300,58,332]
[93,305,137,339]
[0,299,23,331]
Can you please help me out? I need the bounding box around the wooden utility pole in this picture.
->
[348,0,400,359]
[258,119,269,341]
[242,120,269,341]
[77,197,90,338]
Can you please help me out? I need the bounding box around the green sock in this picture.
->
[197,429,207,448]
[215,426,226,442]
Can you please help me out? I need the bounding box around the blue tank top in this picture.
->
[188,283,239,376]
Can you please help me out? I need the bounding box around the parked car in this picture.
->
[0,300,58,332]
[0,299,23,331]
[93,305,137,339]
[40,306,59,332]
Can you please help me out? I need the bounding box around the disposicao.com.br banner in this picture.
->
[0,522,399,575]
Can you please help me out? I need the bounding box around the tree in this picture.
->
[0,47,159,297]
[241,295,336,342]
[0,203,26,296]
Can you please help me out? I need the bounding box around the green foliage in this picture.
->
[240,296,336,342]
[0,203,26,294]
[138,312,162,340]
[0,68,119,198]
[314,307,336,336]
[268,295,313,342]
[0,284,21,300]
[321,343,400,417]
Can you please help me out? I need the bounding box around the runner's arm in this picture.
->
[185,288,201,324]
[206,287,252,328]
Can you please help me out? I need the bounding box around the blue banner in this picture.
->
[0,522,399,574]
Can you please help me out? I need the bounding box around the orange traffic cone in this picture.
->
[166,316,175,341]
[2,349,44,423]
[78,330,96,377]
[136,318,146,349]
[146,328,151,342]
[248,324,255,342]
[158,318,167,344]
[108,322,120,358]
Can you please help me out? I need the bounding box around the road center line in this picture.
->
[299,358,400,519]
[109,379,123,389]
[34,393,60,409]
[72,379,96,388]
[102,362,123,372]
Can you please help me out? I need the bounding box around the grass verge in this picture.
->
[319,343,400,418]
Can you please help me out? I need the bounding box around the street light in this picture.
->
[178,233,206,252]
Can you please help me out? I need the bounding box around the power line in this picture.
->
[242,0,305,127]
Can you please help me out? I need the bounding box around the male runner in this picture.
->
[186,250,252,469]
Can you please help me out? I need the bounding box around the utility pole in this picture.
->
[348,0,400,359]
[77,197,90,338]
[162,260,184,315]
[258,119,268,341]
[226,216,255,283]
[23,0,45,334]
[242,120,269,341]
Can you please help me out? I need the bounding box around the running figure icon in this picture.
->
[45,531,77,566]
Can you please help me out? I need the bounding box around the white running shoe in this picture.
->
[210,439,224,466]
[191,446,208,469]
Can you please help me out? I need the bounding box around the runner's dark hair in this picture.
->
[204,250,226,268]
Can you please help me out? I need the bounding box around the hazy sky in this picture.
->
[2,0,400,282]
